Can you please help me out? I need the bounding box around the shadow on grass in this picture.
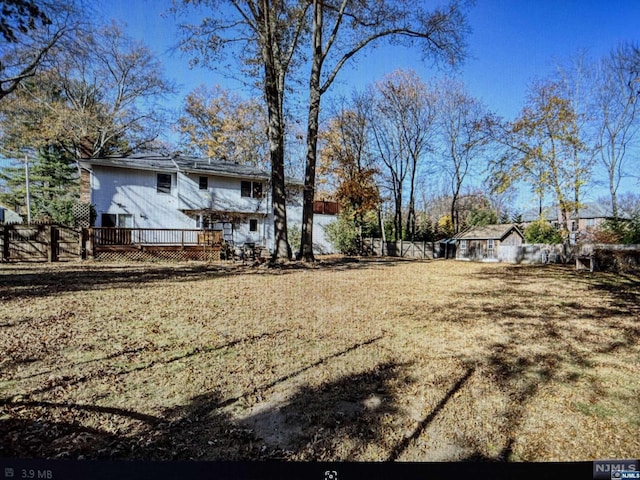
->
[0,257,418,301]
[457,263,640,460]
[0,361,421,461]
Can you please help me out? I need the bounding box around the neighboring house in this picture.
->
[79,153,336,254]
[455,223,524,262]
[521,202,622,244]
[0,205,23,224]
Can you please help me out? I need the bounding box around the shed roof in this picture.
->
[455,223,523,241]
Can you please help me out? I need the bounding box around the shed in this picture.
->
[0,205,23,224]
[455,224,524,262]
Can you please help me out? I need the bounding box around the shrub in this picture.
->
[325,213,359,255]
[524,219,563,244]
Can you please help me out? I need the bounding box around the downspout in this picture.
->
[170,156,181,201]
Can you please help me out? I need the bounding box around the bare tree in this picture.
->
[592,42,640,219]
[299,0,469,260]
[435,77,491,233]
[0,23,175,159]
[0,0,80,100]
[369,71,434,240]
[173,0,310,261]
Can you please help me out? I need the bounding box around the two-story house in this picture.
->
[79,153,336,254]
[520,202,624,244]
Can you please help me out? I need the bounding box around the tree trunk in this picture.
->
[299,0,323,262]
[259,1,290,261]
[395,186,402,241]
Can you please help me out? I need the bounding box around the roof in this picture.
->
[521,202,622,222]
[455,223,524,241]
[0,204,23,224]
[79,153,304,185]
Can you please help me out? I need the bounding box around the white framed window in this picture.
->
[101,213,133,227]
[460,240,467,252]
[157,173,172,194]
[249,218,258,232]
[241,180,263,199]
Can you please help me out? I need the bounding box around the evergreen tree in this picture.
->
[0,146,78,224]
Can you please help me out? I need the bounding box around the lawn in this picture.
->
[0,258,638,461]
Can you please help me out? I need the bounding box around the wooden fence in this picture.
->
[1,225,225,262]
[1,224,81,262]
[362,238,435,259]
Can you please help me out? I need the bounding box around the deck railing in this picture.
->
[93,228,223,246]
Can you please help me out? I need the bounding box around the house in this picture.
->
[454,223,524,262]
[0,204,23,224]
[79,153,336,254]
[521,202,622,244]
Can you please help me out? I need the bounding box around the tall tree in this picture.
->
[173,0,310,261]
[0,145,78,223]
[554,51,598,220]
[0,0,79,100]
[592,42,640,219]
[176,84,269,166]
[435,77,490,233]
[299,0,469,260]
[318,96,379,239]
[0,23,174,160]
[368,71,435,241]
[499,81,585,245]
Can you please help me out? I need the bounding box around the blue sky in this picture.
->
[3,1,640,206]
[99,0,640,120]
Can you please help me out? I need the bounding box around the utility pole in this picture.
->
[24,154,31,224]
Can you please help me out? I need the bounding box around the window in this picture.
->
[586,218,595,227]
[199,176,208,190]
[241,180,263,198]
[157,173,172,194]
[460,240,467,252]
[102,213,116,227]
[252,182,263,199]
[241,181,252,197]
[101,213,132,227]
[571,221,578,232]
[249,219,258,232]
[118,214,133,228]
[487,239,495,256]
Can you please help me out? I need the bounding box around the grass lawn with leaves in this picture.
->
[0,258,638,461]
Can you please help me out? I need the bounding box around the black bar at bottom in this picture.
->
[0,458,601,480]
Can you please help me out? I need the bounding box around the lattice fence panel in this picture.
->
[73,203,92,229]
[94,247,220,262]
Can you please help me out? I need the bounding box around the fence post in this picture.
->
[1,225,9,261]
[87,228,95,258]
[48,225,59,262]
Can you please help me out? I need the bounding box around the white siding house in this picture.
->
[79,154,336,254]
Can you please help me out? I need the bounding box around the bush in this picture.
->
[325,213,359,255]
[524,219,563,244]
[592,216,640,245]
[288,223,301,253]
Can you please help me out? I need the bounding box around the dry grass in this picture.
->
[0,257,638,461]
